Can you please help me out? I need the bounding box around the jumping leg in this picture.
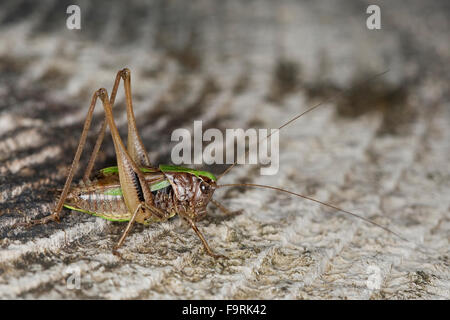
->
[83,68,151,184]
[82,70,123,184]
[17,90,103,226]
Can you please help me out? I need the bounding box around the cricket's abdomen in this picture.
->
[64,169,176,223]
[65,184,131,222]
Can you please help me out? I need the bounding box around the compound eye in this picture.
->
[200,181,210,194]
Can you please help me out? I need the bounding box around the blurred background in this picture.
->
[0,0,448,299]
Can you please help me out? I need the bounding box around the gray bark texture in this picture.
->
[0,0,449,299]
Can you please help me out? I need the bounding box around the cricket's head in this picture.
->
[161,166,217,222]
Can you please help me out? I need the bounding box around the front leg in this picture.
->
[210,199,243,217]
[186,218,227,260]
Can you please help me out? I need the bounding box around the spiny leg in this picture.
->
[18,79,154,227]
[97,89,171,255]
[83,68,151,184]
[94,87,166,216]
[186,218,227,259]
[16,90,103,227]
[210,199,243,217]
[83,70,122,184]
[97,88,155,213]
[112,203,142,257]
[122,68,151,167]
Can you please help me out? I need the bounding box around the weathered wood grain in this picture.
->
[0,0,448,299]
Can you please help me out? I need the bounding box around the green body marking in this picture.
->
[103,180,171,196]
[100,165,217,181]
[100,166,157,175]
[159,165,217,181]
[65,167,172,220]
[63,204,131,222]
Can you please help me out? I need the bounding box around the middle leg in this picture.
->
[112,203,142,257]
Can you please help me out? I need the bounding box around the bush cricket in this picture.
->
[16,68,413,259]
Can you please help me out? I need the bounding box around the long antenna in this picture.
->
[216,69,390,180]
[217,182,409,242]
[216,182,442,257]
